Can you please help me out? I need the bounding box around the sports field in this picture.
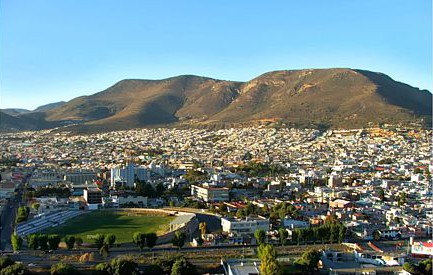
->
[42,211,174,243]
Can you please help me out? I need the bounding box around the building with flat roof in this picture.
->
[190,184,229,202]
[221,216,270,236]
[222,259,260,275]
[64,171,97,184]
[83,188,102,210]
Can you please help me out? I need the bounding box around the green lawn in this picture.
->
[42,211,174,243]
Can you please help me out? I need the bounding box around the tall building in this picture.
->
[110,163,149,188]
[83,187,102,210]
[328,174,343,188]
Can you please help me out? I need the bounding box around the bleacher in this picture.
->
[16,210,84,237]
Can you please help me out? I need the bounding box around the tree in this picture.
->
[254,229,266,245]
[377,188,385,202]
[414,167,422,174]
[50,262,76,275]
[199,222,207,236]
[373,230,381,241]
[38,234,49,251]
[109,258,138,275]
[64,236,75,250]
[0,256,14,269]
[184,169,207,183]
[32,203,40,212]
[136,182,156,198]
[402,262,418,274]
[418,258,432,275]
[170,257,195,275]
[398,192,407,206]
[16,206,29,223]
[219,204,228,213]
[295,249,321,273]
[146,232,158,249]
[75,237,83,249]
[257,244,280,275]
[48,234,61,250]
[338,225,347,243]
[331,224,341,243]
[293,228,302,245]
[133,232,146,250]
[104,234,116,247]
[11,233,22,251]
[155,183,165,197]
[172,231,186,249]
[27,234,39,250]
[94,234,106,249]
[99,244,109,260]
[317,226,327,244]
[279,228,288,245]
[95,263,112,275]
[196,235,204,247]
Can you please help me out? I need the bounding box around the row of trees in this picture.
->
[30,186,71,198]
[95,255,197,275]
[135,182,165,198]
[232,201,301,221]
[13,233,114,252]
[26,233,62,251]
[290,221,347,244]
[92,233,116,249]
[253,218,347,247]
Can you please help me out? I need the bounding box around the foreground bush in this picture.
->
[50,262,76,275]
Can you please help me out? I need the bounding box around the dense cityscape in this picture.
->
[0,125,431,274]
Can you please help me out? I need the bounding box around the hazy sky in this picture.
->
[1,0,431,110]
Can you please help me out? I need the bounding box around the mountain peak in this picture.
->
[1,68,430,133]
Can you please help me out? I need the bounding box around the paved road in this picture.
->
[0,181,24,251]
[0,198,19,251]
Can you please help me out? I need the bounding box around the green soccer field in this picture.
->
[42,211,174,243]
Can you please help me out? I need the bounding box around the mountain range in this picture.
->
[1,68,431,133]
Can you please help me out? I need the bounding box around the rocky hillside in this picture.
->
[1,68,431,132]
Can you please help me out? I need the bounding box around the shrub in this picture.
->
[50,262,76,275]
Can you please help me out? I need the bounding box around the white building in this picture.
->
[221,216,270,236]
[328,174,343,188]
[283,219,309,229]
[117,195,148,207]
[110,163,149,188]
[83,188,102,210]
[190,184,229,202]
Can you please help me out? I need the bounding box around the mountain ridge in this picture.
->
[0,68,431,133]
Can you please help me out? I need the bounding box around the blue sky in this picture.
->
[1,0,431,110]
